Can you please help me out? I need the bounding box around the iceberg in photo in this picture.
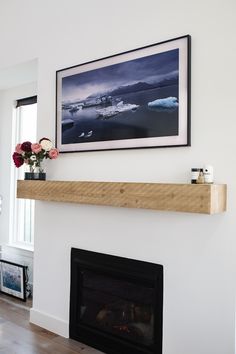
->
[148,97,178,112]
[96,101,139,119]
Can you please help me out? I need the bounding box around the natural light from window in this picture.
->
[10,100,37,249]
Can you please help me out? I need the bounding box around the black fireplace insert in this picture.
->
[70,248,163,354]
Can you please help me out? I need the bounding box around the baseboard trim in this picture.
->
[30,308,69,337]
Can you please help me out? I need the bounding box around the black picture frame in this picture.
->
[0,260,27,301]
[56,35,191,152]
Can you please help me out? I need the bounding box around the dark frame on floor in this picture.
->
[0,260,27,301]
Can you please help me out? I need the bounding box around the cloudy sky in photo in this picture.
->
[62,48,179,102]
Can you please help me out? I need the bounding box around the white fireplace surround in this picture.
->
[0,2,236,354]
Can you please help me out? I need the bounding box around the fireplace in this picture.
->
[70,248,163,354]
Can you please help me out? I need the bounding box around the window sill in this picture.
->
[2,244,34,258]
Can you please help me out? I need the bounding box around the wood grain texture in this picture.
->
[0,295,103,354]
[17,180,227,214]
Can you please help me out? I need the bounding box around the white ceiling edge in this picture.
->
[0,59,38,90]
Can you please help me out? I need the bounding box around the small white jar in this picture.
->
[203,165,214,184]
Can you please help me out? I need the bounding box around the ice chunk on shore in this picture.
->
[62,118,74,125]
[62,118,74,132]
[78,130,93,138]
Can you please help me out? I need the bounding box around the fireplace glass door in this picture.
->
[79,270,155,347]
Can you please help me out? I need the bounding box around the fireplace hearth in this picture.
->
[70,248,163,354]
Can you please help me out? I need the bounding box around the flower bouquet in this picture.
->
[12,138,59,180]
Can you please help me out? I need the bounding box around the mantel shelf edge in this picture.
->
[17,180,227,214]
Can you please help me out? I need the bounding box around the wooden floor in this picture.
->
[0,294,103,354]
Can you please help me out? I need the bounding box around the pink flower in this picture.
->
[31,143,42,154]
[15,144,23,154]
[48,148,59,159]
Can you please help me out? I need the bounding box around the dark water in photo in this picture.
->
[3,272,21,292]
[61,85,178,145]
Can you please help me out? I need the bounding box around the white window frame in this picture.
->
[9,100,37,251]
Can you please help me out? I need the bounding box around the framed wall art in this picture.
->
[56,35,191,152]
[0,260,27,301]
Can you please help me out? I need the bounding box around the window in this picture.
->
[10,96,37,249]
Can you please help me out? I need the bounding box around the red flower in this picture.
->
[21,141,32,152]
[12,152,24,168]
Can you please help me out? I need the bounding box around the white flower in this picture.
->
[40,139,53,151]
[30,155,37,161]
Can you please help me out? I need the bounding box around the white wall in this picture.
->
[1,1,236,353]
[0,59,37,90]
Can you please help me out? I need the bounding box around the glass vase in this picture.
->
[24,163,46,181]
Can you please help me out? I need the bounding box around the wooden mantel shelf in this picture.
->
[17,180,227,214]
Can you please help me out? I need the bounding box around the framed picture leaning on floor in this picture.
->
[0,260,27,301]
